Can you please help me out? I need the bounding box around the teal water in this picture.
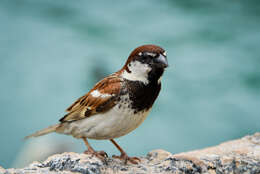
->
[0,0,260,168]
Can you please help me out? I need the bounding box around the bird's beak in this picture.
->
[155,54,168,68]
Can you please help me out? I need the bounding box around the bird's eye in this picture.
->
[144,55,150,59]
[140,58,147,63]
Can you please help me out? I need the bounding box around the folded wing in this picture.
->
[59,75,122,122]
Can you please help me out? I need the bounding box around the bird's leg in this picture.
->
[82,138,107,160]
[110,139,141,164]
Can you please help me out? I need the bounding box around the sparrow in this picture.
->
[25,44,168,164]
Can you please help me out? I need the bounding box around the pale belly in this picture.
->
[61,103,150,139]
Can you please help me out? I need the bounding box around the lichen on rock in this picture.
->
[2,133,260,174]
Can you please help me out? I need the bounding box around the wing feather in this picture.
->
[60,75,122,122]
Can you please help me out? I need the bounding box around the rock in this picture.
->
[0,166,6,174]
[147,149,172,164]
[2,133,260,174]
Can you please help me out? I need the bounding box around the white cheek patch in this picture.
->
[91,90,111,98]
[121,61,151,85]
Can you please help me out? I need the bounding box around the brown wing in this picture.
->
[59,75,122,122]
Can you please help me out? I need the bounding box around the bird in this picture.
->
[25,44,168,164]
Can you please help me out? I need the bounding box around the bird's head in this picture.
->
[120,44,168,84]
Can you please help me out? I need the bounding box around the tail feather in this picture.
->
[24,124,60,139]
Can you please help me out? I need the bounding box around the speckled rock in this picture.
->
[2,133,260,174]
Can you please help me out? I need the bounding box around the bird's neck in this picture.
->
[123,79,161,113]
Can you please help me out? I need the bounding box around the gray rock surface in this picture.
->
[1,133,260,174]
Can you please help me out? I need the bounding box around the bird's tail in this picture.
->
[24,124,60,139]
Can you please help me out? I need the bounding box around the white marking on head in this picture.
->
[121,60,151,85]
[163,51,167,57]
[138,52,143,56]
[145,52,157,57]
[91,90,111,98]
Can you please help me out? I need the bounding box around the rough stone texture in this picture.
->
[1,133,260,174]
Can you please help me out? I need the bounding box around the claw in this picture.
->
[112,153,141,164]
[84,150,108,161]
[82,138,107,161]
[97,150,108,158]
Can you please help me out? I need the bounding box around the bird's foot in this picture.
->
[112,153,141,164]
[84,150,108,161]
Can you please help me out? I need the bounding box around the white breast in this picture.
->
[63,94,151,140]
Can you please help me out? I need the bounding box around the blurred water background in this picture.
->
[0,0,260,168]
